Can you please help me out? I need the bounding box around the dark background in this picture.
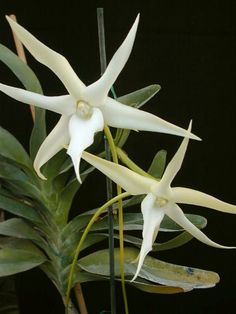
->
[0,0,236,313]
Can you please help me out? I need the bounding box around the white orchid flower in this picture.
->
[82,121,236,280]
[0,15,200,182]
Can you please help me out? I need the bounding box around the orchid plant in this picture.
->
[0,11,235,314]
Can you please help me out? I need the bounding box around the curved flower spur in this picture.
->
[0,15,200,182]
[82,121,236,281]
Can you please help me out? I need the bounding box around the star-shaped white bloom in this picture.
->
[82,121,236,280]
[0,15,200,182]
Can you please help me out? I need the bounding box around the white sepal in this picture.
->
[0,83,75,115]
[34,115,70,179]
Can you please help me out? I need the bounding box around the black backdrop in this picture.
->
[0,1,236,313]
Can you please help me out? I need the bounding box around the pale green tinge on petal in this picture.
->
[67,108,104,183]
[84,14,139,106]
[34,115,70,179]
[161,121,192,186]
[132,193,165,281]
[102,98,200,140]
[6,16,85,99]
[165,204,235,249]
[82,152,155,195]
[172,187,236,214]
[0,83,75,115]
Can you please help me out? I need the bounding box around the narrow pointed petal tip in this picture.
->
[33,164,47,181]
[6,15,84,99]
[131,194,165,282]
[84,13,140,106]
[166,204,236,249]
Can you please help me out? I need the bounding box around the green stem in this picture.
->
[104,125,129,314]
[116,147,154,178]
[65,191,130,312]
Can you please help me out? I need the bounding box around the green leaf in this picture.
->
[117,85,161,109]
[62,233,107,258]
[90,213,142,231]
[55,166,94,224]
[89,212,207,232]
[79,248,220,290]
[29,106,46,160]
[153,232,194,251]
[92,231,193,252]
[0,126,32,169]
[161,214,207,232]
[0,192,42,223]
[55,178,80,224]
[42,150,68,180]
[115,84,161,147]
[148,150,167,179]
[0,44,46,160]
[61,264,106,294]
[0,218,43,244]
[0,44,42,95]
[0,159,41,200]
[61,215,92,240]
[0,238,47,276]
[130,279,184,294]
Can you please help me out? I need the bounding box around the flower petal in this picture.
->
[172,187,236,214]
[82,152,156,195]
[132,193,165,281]
[165,204,235,248]
[67,108,104,182]
[6,16,85,99]
[84,15,139,106]
[34,115,70,179]
[0,83,75,115]
[161,121,192,186]
[102,98,200,140]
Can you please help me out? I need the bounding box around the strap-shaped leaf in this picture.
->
[89,212,207,232]
[96,231,193,251]
[0,126,32,169]
[130,279,184,294]
[0,159,41,200]
[0,238,47,276]
[0,44,46,159]
[117,85,161,109]
[0,192,41,223]
[78,248,219,291]
[148,150,167,179]
[0,218,44,245]
[61,234,107,259]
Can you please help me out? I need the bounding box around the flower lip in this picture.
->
[76,100,93,119]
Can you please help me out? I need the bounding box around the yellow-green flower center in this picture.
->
[76,100,93,119]
[155,197,168,207]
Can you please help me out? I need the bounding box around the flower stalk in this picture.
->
[65,192,130,313]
